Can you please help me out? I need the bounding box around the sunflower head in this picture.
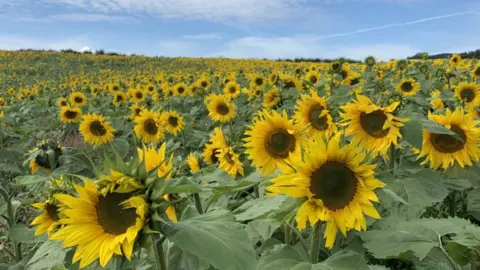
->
[174,83,187,97]
[294,90,337,138]
[262,87,281,109]
[60,106,82,124]
[396,78,420,96]
[224,81,241,98]
[268,72,279,85]
[244,110,302,175]
[31,199,65,236]
[79,114,116,145]
[207,94,237,123]
[455,82,480,106]
[216,147,244,178]
[472,64,480,80]
[161,111,184,135]
[418,108,480,169]
[70,92,87,107]
[266,134,385,248]
[305,71,320,85]
[113,92,127,106]
[187,153,201,174]
[133,110,165,144]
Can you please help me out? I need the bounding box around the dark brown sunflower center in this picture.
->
[452,57,458,63]
[210,148,220,163]
[96,192,136,235]
[143,118,158,135]
[309,75,318,84]
[401,82,413,92]
[255,78,264,86]
[60,101,67,106]
[116,95,123,102]
[430,124,466,153]
[113,86,119,91]
[255,90,261,96]
[201,81,208,87]
[168,116,178,127]
[224,151,234,164]
[134,108,141,115]
[350,78,360,86]
[216,103,230,115]
[460,88,475,102]
[310,162,357,210]
[178,87,185,94]
[89,120,107,136]
[64,110,78,119]
[265,128,296,159]
[74,97,83,103]
[149,86,154,91]
[475,68,480,76]
[359,110,390,138]
[308,104,328,131]
[135,92,143,99]
[270,74,277,82]
[284,80,296,89]
[45,203,60,221]
[339,70,348,79]
[229,86,237,93]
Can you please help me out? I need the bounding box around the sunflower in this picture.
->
[159,111,183,135]
[51,180,147,268]
[417,108,480,169]
[340,95,406,157]
[110,83,121,92]
[7,88,15,96]
[79,114,115,145]
[112,92,127,106]
[31,199,65,236]
[129,104,143,120]
[268,72,279,85]
[56,97,67,107]
[60,106,82,124]
[70,92,87,107]
[244,110,302,176]
[429,90,444,111]
[202,127,227,165]
[262,87,281,109]
[174,83,188,97]
[455,82,480,107]
[223,81,241,98]
[338,66,351,82]
[198,77,211,90]
[131,88,146,103]
[282,75,302,90]
[396,78,420,96]
[251,75,266,89]
[137,143,174,179]
[294,90,337,138]
[91,85,100,96]
[216,147,244,178]
[305,71,320,85]
[187,153,200,174]
[449,53,462,67]
[266,134,386,248]
[146,84,156,95]
[134,110,164,144]
[472,63,480,80]
[207,94,237,123]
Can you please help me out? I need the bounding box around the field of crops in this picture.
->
[1,50,480,270]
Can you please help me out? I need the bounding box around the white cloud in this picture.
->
[182,33,222,40]
[49,13,139,23]
[0,34,91,51]
[212,36,419,60]
[40,0,312,22]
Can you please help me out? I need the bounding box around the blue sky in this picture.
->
[0,0,478,60]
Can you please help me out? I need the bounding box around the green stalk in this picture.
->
[253,184,260,199]
[152,235,167,270]
[438,235,459,270]
[193,193,203,214]
[284,224,291,245]
[449,192,457,217]
[0,187,22,262]
[285,222,309,256]
[388,144,395,171]
[309,223,321,264]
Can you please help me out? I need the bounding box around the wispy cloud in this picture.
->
[182,33,222,40]
[15,13,138,23]
[314,11,479,40]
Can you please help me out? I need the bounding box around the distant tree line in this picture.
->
[273,57,361,63]
[408,49,480,60]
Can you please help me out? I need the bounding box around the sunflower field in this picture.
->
[1,50,480,270]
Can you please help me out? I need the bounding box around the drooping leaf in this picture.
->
[8,224,36,243]
[291,250,369,270]
[234,195,289,221]
[245,219,283,244]
[27,240,67,270]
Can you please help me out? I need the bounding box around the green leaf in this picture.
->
[15,175,48,186]
[8,224,36,243]
[361,217,473,260]
[111,138,130,158]
[443,178,472,191]
[168,243,209,270]
[165,210,256,270]
[27,240,67,270]
[381,188,409,205]
[400,119,423,149]
[291,250,369,270]
[258,244,305,270]
[445,242,471,266]
[420,119,459,138]
[234,195,289,221]
[415,247,456,270]
[468,188,480,212]
[163,177,208,194]
[245,219,283,244]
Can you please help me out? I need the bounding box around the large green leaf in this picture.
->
[234,195,289,221]
[400,119,423,149]
[8,224,36,243]
[291,250,369,270]
[27,240,67,270]
[258,244,305,270]
[361,217,474,261]
[168,243,209,270]
[15,175,48,186]
[165,210,256,270]
[245,219,283,244]
[468,188,480,212]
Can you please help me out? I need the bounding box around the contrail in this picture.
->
[314,11,479,40]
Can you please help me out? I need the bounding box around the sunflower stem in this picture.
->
[388,144,395,171]
[438,234,459,270]
[253,184,260,199]
[152,235,167,270]
[285,222,309,256]
[0,186,22,262]
[449,192,457,217]
[284,224,291,245]
[309,223,321,264]
[193,193,204,214]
